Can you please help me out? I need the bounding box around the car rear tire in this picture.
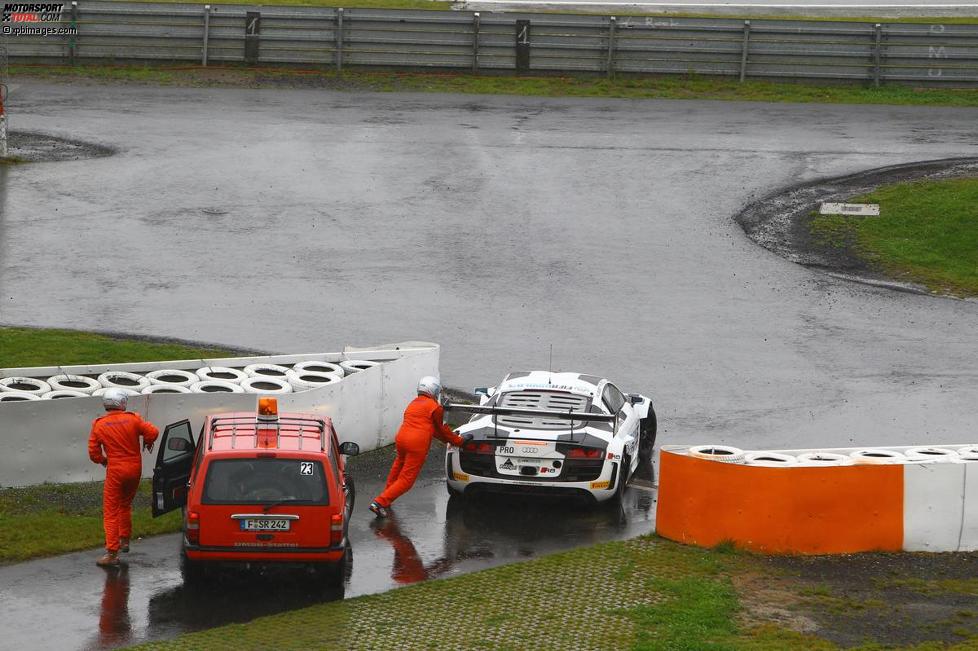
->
[613,454,630,503]
[639,408,657,464]
[180,551,207,585]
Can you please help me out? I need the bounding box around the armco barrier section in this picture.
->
[0,341,438,487]
[6,2,978,85]
[656,445,977,554]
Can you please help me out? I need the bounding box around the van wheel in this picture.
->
[180,551,207,585]
[319,543,349,588]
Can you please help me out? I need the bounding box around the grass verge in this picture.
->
[127,534,978,650]
[0,480,182,563]
[810,177,978,296]
[11,64,978,108]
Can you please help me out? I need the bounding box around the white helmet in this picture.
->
[417,376,441,399]
[101,387,129,411]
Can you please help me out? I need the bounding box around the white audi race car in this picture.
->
[445,371,656,503]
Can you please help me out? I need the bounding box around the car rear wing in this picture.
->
[445,403,617,441]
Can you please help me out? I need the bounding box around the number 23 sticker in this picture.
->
[299,462,314,476]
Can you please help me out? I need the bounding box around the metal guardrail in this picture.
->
[5,1,978,85]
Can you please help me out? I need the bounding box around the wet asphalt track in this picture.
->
[0,447,656,650]
[4,83,978,452]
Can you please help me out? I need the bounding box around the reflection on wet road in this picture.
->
[0,446,655,650]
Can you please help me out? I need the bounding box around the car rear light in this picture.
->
[330,513,344,546]
[566,447,603,459]
[186,510,200,545]
[463,441,495,454]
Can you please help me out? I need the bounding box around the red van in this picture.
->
[152,397,359,584]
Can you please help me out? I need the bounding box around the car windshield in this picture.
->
[202,458,329,505]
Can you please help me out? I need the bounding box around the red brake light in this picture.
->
[186,510,200,544]
[330,513,344,546]
[464,441,495,454]
[566,447,602,459]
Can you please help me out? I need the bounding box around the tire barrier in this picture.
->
[145,369,199,388]
[0,391,41,402]
[47,374,102,394]
[195,366,249,384]
[97,371,151,392]
[657,443,978,554]
[0,376,52,396]
[42,390,89,400]
[286,370,342,391]
[340,360,380,374]
[141,384,192,394]
[189,380,245,394]
[240,376,293,394]
[92,387,141,397]
[293,361,346,377]
[744,451,798,467]
[688,444,745,464]
[243,363,291,379]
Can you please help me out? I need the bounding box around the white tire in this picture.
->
[42,390,89,400]
[286,370,342,391]
[957,445,978,461]
[797,452,853,466]
[0,376,52,396]
[850,449,907,464]
[93,387,140,397]
[48,374,102,394]
[97,371,151,391]
[339,360,380,374]
[244,363,291,380]
[241,377,293,395]
[0,391,41,402]
[688,445,745,464]
[195,366,249,384]
[293,361,346,378]
[190,380,245,394]
[744,451,798,467]
[142,384,192,395]
[146,369,199,388]
[905,447,959,463]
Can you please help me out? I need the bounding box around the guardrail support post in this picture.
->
[68,1,78,65]
[202,5,211,67]
[472,12,480,73]
[244,11,260,65]
[606,16,617,79]
[515,19,530,73]
[336,8,344,72]
[873,23,883,88]
[739,20,750,83]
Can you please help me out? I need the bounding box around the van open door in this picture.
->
[152,419,196,518]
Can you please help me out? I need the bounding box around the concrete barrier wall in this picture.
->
[656,444,977,554]
[0,342,438,487]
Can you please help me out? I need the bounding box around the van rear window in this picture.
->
[202,459,329,505]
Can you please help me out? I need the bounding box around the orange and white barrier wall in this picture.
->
[655,445,978,554]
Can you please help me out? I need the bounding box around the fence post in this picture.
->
[201,5,211,67]
[68,1,78,65]
[515,19,530,73]
[606,16,617,79]
[739,20,750,82]
[472,12,480,73]
[336,8,344,72]
[873,23,883,87]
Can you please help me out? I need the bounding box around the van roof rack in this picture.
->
[208,415,328,451]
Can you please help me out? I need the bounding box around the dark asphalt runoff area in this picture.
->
[4,83,978,453]
[0,447,656,650]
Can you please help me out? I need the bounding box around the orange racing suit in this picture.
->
[375,395,463,508]
[88,411,159,553]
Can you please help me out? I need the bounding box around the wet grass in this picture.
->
[0,480,182,563]
[12,64,978,108]
[809,177,978,296]
[0,326,235,368]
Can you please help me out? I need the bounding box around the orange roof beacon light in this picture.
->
[258,397,279,420]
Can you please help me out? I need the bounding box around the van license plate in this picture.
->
[240,519,290,532]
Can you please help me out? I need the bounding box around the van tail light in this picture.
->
[565,447,603,460]
[330,513,344,546]
[186,510,200,545]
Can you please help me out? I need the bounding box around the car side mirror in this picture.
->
[628,394,643,406]
[473,387,489,397]
[339,441,360,456]
[167,438,190,452]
